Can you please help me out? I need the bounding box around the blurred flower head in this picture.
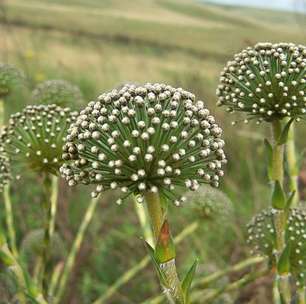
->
[0,104,77,175]
[217,42,306,124]
[61,83,226,205]
[32,80,83,108]
[183,184,232,220]
[247,207,306,286]
[0,63,25,99]
[0,154,10,192]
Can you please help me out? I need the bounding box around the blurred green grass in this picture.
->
[0,0,305,303]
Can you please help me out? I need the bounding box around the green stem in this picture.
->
[286,123,299,206]
[144,191,164,242]
[53,197,99,304]
[3,184,18,256]
[97,222,199,304]
[0,98,4,126]
[271,120,291,304]
[133,195,154,246]
[39,173,57,295]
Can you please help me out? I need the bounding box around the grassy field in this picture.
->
[0,0,306,303]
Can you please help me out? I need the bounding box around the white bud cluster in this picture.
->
[60,83,226,204]
[0,104,77,175]
[0,154,10,192]
[247,207,306,286]
[217,42,306,123]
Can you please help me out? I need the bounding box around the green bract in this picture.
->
[184,185,232,220]
[32,80,83,108]
[0,154,10,192]
[0,63,25,98]
[216,43,306,123]
[61,83,226,205]
[0,104,77,175]
[247,208,306,286]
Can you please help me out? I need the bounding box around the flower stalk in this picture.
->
[271,120,291,304]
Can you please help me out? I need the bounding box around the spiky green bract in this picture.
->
[247,207,306,286]
[32,80,83,108]
[0,154,10,192]
[183,184,232,220]
[216,42,306,124]
[0,63,25,98]
[61,83,226,205]
[0,105,77,175]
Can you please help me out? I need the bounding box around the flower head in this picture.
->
[61,83,226,204]
[217,43,306,124]
[32,80,83,108]
[183,185,232,220]
[247,208,306,286]
[0,154,10,192]
[0,104,77,175]
[0,63,25,98]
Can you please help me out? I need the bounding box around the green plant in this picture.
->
[217,42,306,303]
[61,83,226,303]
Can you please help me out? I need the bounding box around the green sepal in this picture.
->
[285,191,296,210]
[272,181,286,210]
[155,220,176,264]
[277,243,291,275]
[182,259,198,304]
[278,118,294,145]
[144,241,169,288]
[264,139,273,179]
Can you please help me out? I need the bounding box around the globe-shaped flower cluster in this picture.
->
[0,63,25,98]
[216,43,306,123]
[32,80,83,108]
[0,104,77,175]
[60,83,226,205]
[247,208,306,286]
[183,184,232,220]
[0,154,10,192]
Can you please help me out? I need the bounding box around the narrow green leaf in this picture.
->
[182,259,198,303]
[264,139,273,179]
[278,118,294,145]
[277,243,291,274]
[144,241,169,288]
[272,181,286,210]
[286,191,296,210]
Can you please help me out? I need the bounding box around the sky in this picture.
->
[200,0,306,12]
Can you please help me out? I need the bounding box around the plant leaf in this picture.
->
[277,243,291,275]
[278,118,294,145]
[264,139,273,179]
[182,259,198,303]
[272,181,286,210]
[144,241,169,288]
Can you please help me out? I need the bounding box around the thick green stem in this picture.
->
[0,98,4,126]
[53,197,99,304]
[144,192,164,242]
[271,120,291,304]
[133,195,154,246]
[3,184,17,256]
[286,123,299,206]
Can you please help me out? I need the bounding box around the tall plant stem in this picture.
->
[133,195,154,246]
[3,184,17,256]
[53,197,99,304]
[271,120,291,304]
[93,221,199,304]
[286,122,299,206]
[39,174,58,295]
